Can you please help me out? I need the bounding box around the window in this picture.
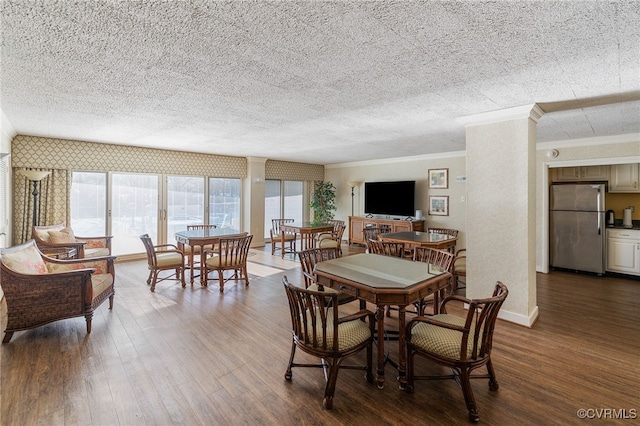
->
[209,178,241,229]
[111,173,159,256]
[167,176,205,236]
[264,179,303,239]
[70,172,107,236]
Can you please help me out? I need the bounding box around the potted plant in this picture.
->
[310,181,336,224]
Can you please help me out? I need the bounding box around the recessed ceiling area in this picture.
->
[1,1,639,164]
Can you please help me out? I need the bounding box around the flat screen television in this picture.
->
[364,180,415,217]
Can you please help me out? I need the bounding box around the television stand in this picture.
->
[348,216,425,245]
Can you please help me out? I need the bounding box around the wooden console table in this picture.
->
[349,216,424,245]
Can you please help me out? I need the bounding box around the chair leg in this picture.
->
[150,271,159,292]
[3,331,14,343]
[459,368,480,422]
[85,314,93,333]
[285,342,296,380]
[242,266,250,287]
[146,270,153,286]
[109,294,114,309]
[179,266,186,288]
[486,359,499,391]
[218,269,225,292]
[323,358,340,409]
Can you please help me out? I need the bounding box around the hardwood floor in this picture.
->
[2,245,639,425]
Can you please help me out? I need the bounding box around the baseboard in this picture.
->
[498,306,539,328]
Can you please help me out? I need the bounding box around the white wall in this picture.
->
[325,152,467,249]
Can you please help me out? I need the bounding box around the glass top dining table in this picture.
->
[279,221,335,258]
[174,228,245,284]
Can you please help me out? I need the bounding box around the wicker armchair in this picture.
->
[33,223,112,258]
[298,247,356,305]
[0,239,116,343]
[282,276,374,409]
[406,282,508,422]
[270,219,297,256]
[202,234,253,292]
[317,221,346,255]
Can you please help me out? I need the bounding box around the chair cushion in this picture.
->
[410,314,477,359]
[48,227,76,243]
[454,258,466,273]
[92,273,114,299]
[205,255,241,269]
[318,239,339,249]
[272,233,296,241]
[1,244,47,274]
[304,307,371,351]
[182,244,213,254]
[85,247,110,258]
[156,252,184,268]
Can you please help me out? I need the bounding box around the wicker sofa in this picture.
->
[0,239,116,343]
[32,223,112,258]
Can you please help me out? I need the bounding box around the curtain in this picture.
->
[13,168,71,244]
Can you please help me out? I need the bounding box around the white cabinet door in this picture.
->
[607,237,640,274]
[554,167,580,181]
[581,165,609,180]
[609,164,639,192]
[553,166,609,182]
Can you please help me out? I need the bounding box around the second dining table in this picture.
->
[314,253,451,390]
[380,230,457,253]
[175,228,246,285]
[279,221,335,258]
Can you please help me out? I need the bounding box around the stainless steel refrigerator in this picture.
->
[550,183,606,274]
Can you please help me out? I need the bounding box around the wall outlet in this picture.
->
[629,206,635,212]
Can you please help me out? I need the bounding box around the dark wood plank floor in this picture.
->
[2,244,639,425]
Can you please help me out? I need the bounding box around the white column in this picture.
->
[245,157,267,247]
[459,104,544,327]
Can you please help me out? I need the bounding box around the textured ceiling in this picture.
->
[1,1,639,165]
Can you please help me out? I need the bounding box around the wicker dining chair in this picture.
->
[282,276,375,409]
[317,221,346,255]
[182,224,217,270]
[140,234,186,292]
[298,247,356,305]
[412,247,455,315]
[406,282,508,422]
[270,219,297,256]
[201,234,253,292]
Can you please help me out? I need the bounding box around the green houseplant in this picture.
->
[310,181,336,224]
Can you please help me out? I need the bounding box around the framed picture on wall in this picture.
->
[428,168,448,189]
[428,195,449,216]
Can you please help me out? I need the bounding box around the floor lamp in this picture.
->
[348,182,361,217]
[20,170,51,227]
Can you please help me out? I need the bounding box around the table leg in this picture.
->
[397,304,408,390]
[281,232,286,259]
[375,305,386,389]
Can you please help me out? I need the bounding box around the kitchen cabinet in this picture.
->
[552,166,609,182]
[606,229,640,276]
[609,163,639,193]
[349,216,424,245]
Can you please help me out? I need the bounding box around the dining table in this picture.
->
[174,228,245,285]
[279,221,335,258]
[314,253,451,389]
[380,230,457,253]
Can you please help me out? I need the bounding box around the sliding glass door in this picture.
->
[111,173,159,255]
[71,172,241,256]
[264,179,303,239]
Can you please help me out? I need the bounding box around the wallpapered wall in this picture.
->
[12,135,247,177]
[265,159,324,181]
[11,135,325,181]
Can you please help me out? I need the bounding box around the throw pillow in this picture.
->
[48,227,76,243]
